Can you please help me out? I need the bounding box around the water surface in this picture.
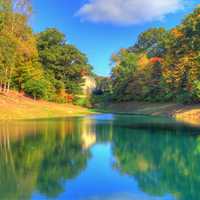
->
[0,114,200,200]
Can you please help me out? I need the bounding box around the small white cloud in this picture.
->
[76,0,184,25]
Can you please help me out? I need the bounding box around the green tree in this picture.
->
[37,28,91,95]
[111,49,139,101]
[24,79,53,100]
[130,28,170,58]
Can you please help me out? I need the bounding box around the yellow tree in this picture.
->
[0,0,43,92]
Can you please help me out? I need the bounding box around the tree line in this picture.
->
[0,0,92,102]
[95,5,200,104]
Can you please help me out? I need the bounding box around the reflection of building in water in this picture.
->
[80,118,96,149]
[81,132,96,149]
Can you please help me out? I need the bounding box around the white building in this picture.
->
[82,76,96,96]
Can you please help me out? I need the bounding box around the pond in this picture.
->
[0,114,200,200]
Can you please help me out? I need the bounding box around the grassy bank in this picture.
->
[99,101,200,126]
[0,91,93,121]
[1,91,200,126]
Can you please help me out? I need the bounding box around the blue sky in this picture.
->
[31,0,198,76]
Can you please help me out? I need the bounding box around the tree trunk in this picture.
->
[7,81,10,93]
[3,82,7,93]
[0,80,2,91]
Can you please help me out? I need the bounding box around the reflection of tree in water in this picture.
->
[112,124,200,200]
[1,115,200,200]
[37,133,90,198]
[0,119,90,199]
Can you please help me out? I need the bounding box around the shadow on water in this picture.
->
[0,114,200,199]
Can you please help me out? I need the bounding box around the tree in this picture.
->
[24,79,52,100]
[108,5,200,104]
[11,14,43,91]
[162,6,200,102]
[0,33,16,92]
[129,28,170,58]
[147,59,163,101]
[37,28,92,95]
[0,0,42,92]
[111,49,139,101]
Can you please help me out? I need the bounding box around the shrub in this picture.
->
[73,96,91,108]
[52,95,67,104]
[192,81,200,102]
[54,80,65,95]
[176,91,192,104]
[24,79,52,100]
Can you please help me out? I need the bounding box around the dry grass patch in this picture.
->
[0,91,92,120]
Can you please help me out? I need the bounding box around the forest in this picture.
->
[0,1,200,106]
[95,5,200,104]
[0,0,92,103]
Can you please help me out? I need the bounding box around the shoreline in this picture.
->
[97,101,200,126]
[0,110,95,121]
[1,92,200,126]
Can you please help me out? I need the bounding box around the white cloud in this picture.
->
[76,0,184,25]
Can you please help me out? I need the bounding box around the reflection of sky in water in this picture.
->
[32,144,175,200]
[87,114,114,121]
[84,193,174,200]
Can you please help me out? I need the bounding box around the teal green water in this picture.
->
[0,114,200,200]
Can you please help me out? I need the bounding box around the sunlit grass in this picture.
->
[175,109,200,126]
[0,92,94,120]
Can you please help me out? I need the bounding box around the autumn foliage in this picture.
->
[150,57,162,64]
[108,6,200,103]
[0,0,92,102]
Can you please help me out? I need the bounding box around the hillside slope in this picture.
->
[0,91,92,120]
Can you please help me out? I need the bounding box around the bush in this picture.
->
[52,95,67,104]
[54,80,65,95]
[90,92,112,107]
[73,96,91,108]
[24,79,53,100]
[192,81,200,102]
[176,91,192,104]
